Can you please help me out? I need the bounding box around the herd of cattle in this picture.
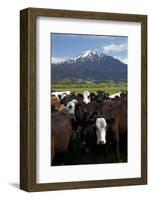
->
[51,90,127,166]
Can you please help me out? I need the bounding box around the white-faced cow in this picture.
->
[66,99,78,114]
[83,91,90,104]
[96,118,107,145]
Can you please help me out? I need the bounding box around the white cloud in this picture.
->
[114,56,128,64]
[102,43,127,53]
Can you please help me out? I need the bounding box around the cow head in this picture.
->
[83,91,90,104]
[66,99,78,114]
[96,118,107,145]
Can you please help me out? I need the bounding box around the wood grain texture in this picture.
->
[20,7,147,192]
[27,7,146,22]
[20,8,36,191]
[20,9,29,191]
[141,16,147,183]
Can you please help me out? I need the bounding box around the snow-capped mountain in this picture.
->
[53,50,107,64]
[51,50,127,84]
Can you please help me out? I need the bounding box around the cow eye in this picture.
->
[69,105,72,109]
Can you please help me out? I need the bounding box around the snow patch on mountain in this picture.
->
[52,50,108,65]
[81,50,92,58]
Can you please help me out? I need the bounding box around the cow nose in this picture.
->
[98,141,105,145]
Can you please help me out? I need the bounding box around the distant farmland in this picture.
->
[52,82,127,95]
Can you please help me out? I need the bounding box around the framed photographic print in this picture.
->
[20,8,147,191]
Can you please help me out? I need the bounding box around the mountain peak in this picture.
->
[53,50,107,65]
[76,49,106,60]
[81,50,92,58]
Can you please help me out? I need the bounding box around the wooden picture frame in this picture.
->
[20,7,147,192]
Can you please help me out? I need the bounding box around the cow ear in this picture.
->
[73,115,77,123]
[92,124,96,131]
[58,95,61,100]
[106,118,115,123]
[90,112,97,121]
[75,103,80,108]
[93,112,97,117]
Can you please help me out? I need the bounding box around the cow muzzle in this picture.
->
[97,140,106,145]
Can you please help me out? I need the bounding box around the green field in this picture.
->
[52,82,127,95]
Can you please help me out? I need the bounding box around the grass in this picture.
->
[52,82,127,95]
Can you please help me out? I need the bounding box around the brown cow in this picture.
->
[51,96,65,112]
[59,104,65,111]
[51,96,60,112]
[99,97,127,162]
[51,111,76,165]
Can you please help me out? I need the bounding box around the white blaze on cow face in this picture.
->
[96,118,107,145]
[66,99,78,114]
[83,91,90,104]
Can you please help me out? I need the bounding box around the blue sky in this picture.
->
[51,33,128,64]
